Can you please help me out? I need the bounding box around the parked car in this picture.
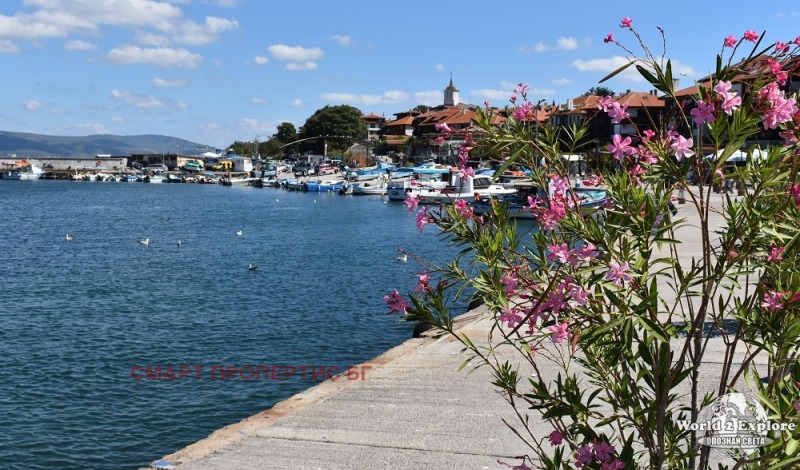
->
[318,164,339,175]
[183,161,203,172]
[293,162,316,176]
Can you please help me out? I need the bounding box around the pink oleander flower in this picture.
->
[549,322,572,344]
[578,243,599,261]
[642,129,655,140]
[794,399,800,414]
[404,194,419,212]
[670,134,695,161]
[384,289,410,314]
[415,271,429,293]
[605,261,632,287]
[761,291,784,312]
[759,83,798,129]
[768,245,785,262]
[500,274,517,293]
[597,95,614,112]
[743,29,759,42]
[548,430,564,445]
[691,101,716,126]
[608,134,634,161]
[415,206,433,233]
[575,444,594,467]
[619,17,632,28]
[512,101,533,122]
[483,99,490,108]
[434,122,452,133]
[795,36,800,46]
[714,80,742,115]
[603,33,614,43]
[602,460,625,470]
[459,166,475,179]
[723,35,737,47]
[569,286,590,308]
[776,41,790,54]
[509,91,518,104]
[547,242,575,265]
[593,441,616,463]
[792,184,800,206]
[499,306,523,328]
[607,101,630,124]
[454,198,472,219]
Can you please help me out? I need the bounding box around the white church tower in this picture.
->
[443,75,460,107]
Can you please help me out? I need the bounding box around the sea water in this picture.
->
[0,180,467,469]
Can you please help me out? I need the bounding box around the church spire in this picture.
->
[443,74,460,106]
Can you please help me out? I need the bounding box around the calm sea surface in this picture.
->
[0,179,467,469]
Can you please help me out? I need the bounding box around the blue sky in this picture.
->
[2,1,800,149]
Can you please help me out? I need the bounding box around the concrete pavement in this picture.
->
[146,188,764,470]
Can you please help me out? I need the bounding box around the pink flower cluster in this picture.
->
[383,289,410,314]
[575,441,623,469]
[598,96,630,124]
[756,82,798,130]
[546,242,599,266]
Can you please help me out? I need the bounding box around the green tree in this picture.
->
[274,121,297,144]
[413,105,430,113]
[298,105,367,155]
[583,86,615,96]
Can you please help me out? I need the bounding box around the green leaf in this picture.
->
[637,316,669,342]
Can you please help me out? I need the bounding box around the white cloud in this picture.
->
[331,34,352,46]
[553,77,571,86]
[238,117,276,133]
[413,91,442,106]
[285,61,318,71]
[268,44,324,61]
[291,99,304,107]
[0,1,238,47]
[471,85,555,102]
[556,36,579,50]
[320,90,410,106]
[251,97,266,104]
[520,42,549,53]
[435,64,445,71]
[23,99,46,111]
[253,55,268,65]
[0,40,21,53]
[173,16,239,46]
[105,45,202,68]
[111,89,169,108]
[521,36,580,53]
[111,116,124,122]
[64,40,96,51]
[152,77,188,88]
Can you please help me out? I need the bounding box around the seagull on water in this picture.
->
[395,254,408,263]
[139,238,149,246]
[176,240,182,247]
[65,234,74,241]
[235,230,243,237]
[248,264,258,271]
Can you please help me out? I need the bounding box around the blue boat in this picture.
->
[344,161,397,181]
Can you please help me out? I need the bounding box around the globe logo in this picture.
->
[695,392,772,458]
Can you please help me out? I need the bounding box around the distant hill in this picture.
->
[0,131,209,158]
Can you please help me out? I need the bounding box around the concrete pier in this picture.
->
[146,189,760,470]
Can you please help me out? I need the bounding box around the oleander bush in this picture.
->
[388,20,800,470]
